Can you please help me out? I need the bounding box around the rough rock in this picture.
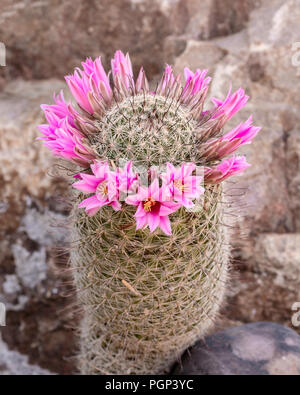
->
[0,79,67,202]
[253,234,300,287]
[0,0,183,80]
[286,130,300,231]
[0,79,76,374]
[0,0,258,82]
[225,234,300,328]
[12,244,47,289]
[20,207,70,247]
[248,0,300,49]
[174,40,226,75]
[173,322,300,375]
[0,336,54,375]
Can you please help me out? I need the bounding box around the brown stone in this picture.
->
[0,79,75,374]
[253,234,300,294]
[174,40,225,76]
[286,130,300,231]
[0,0,258,83]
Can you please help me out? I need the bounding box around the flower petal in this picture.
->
[148,213,160,233]
[159,216,172,236]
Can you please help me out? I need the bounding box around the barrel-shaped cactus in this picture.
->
[38,51,260,374]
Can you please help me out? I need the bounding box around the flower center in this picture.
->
[143,197,156,212]
[174,180,185,192]
[96,181,108,197]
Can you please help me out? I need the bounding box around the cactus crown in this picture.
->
[38,50,260,234]
[91,94,197,166]
[38,49,259,175]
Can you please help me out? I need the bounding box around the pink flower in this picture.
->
[82,57,111,92]
[111,50,134,91]
[37,92,93,164]
[135,67,149,94]
[41,91,74,120]
[113,161,139,196]
[162,65,175,89]
[211,86,249,125]
[182,67,211,100]
[73,161,121,215]
[204,156,250,184]
[161,162,204,208]
[156,64,179,96]
[222,116,261,143]
[126,179,182,235]
[202,116,261,160]
[65,57,112,114]
[38,49,260,206]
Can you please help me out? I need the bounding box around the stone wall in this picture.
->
[0,0,299,374]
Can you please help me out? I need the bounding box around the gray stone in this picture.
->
[248,0,300,49]
[20,208,69,247]
[12,244,47,289]
[286,130,300,231]
[173,322,300,375]
[253,234,300,293]
[0,336,54,375]
[0,0,257,82]
[174,40,226,76]
[2,275,21,295]
[0,79,75,375]
[0,79,67,203]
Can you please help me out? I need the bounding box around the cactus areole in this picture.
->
[38,51,260,374]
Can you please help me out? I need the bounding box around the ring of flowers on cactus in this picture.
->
[38,50,260,236]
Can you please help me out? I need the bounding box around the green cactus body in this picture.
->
[70,93,230,374]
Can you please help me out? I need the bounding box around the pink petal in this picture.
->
[149,179,160,200]
[159,216,172,236]
[111,201,122,211]
[126,195,142,206]
[72,180,97,194]
[86,206,101,216]
[80,173,100,184]
[136,215,147,230]
[147,213,160,233]
[78,195,101,209]
[181,198,194,209]
[159,203,181,216]
[135,203,146,217]
[181,162,196,178]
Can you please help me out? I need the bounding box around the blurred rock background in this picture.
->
[0,0,299,374]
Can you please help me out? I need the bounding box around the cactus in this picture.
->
[38,51,260,374]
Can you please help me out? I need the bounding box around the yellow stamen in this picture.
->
[97,181,108,197]
[143,197,156,212]
[174,180,185,192]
